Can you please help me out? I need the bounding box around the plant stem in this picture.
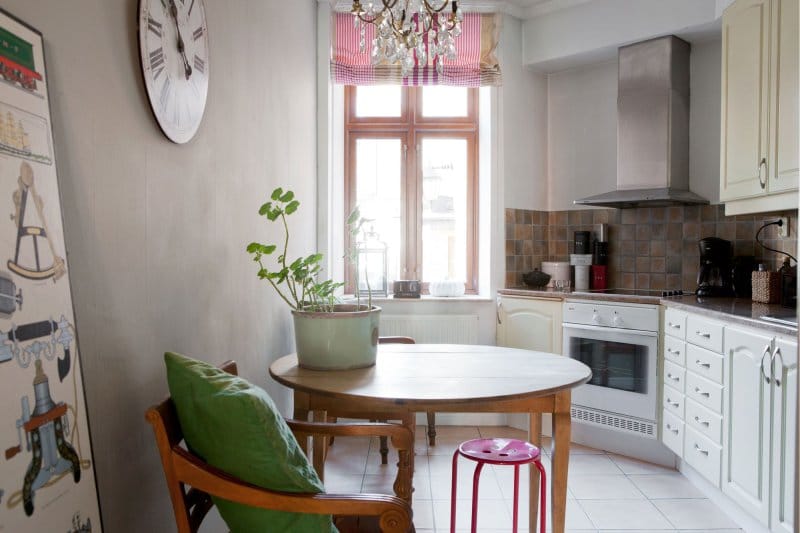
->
[280,211,299,306]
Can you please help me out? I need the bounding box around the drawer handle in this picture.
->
[667,373,681,382]
[666,424,679,434]
[667,348,681,355]
[694,416,710,427]
[669,322,681,330]
[694,443,709,456]
[695,331,711,339]
[666,398,680,408]
[695,359,711,369]
[694,387,710,398]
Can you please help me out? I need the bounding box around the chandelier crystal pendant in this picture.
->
[351,0,463,77]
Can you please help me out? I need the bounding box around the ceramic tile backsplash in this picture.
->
[505,205,798,290]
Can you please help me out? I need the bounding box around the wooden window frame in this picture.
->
[344,85,479,295]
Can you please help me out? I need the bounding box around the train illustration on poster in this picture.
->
[0,7,102,532]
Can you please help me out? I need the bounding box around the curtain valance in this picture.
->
[330,12,502,87]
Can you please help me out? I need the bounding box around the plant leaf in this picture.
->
[285,200,300,215]
[279,190,295,203]
[271,187,283,201]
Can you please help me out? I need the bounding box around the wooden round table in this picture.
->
[270,343,591,533]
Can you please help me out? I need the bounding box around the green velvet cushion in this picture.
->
[164,352,336,533]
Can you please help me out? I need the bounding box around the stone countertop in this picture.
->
[660,296,797,337]
[499,288,797,336]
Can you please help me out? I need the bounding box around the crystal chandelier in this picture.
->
[351,0,463,77]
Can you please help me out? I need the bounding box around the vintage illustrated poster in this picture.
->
[0,9,101,532]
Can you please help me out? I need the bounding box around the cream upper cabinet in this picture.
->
[496,295,562,355]
[720,0,799,213]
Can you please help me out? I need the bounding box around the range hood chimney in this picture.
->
[575,36,709,209]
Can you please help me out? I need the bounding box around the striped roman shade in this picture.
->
[331,12,503,87]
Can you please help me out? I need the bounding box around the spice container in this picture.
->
[752,264,781,304]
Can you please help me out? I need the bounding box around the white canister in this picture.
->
[570,254,593,266]
[541,261,571,289]
[574,265,590,291]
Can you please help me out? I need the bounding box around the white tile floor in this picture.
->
[323,425,742,533]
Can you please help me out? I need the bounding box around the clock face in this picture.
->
[138,0,209,144]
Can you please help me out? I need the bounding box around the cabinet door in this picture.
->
[768,0,799,193]
[720,0,772,200]
[496,296,562,354]
[722,325,773,525]
[770,336,796,533]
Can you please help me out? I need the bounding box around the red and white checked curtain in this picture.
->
[331,12,502,87]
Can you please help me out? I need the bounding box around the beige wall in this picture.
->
[0,0,318,530]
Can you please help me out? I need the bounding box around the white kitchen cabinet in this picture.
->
[769,336,796,533]
[720,0,799,214]
[722,325,797,531]
[496,295,562,354]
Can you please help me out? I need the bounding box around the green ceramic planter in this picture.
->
[292,304,381,370]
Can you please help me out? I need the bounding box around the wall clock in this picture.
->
[138,0,209,144]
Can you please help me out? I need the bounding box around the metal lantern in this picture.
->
[357,226,388,297]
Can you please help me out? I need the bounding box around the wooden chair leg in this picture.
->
[427,411,437,446]
[376,419,389,464]
[328,416,338,445]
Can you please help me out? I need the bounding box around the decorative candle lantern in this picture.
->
[357,226,388,297]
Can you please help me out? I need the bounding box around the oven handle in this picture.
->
[562,323,658,338]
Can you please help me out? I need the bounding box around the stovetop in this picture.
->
[572,288,691,298]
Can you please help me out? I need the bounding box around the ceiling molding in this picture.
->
[320,0,586,20]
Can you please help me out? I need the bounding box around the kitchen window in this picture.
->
[344,85,479,294]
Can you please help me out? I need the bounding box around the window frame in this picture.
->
[344,85,479,295]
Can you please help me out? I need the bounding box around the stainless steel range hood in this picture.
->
[575,36,709,209]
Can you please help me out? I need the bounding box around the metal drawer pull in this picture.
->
[695,331,711,338]
[666,424,679,434]
[694,387,710,398]
[771,347,783,387]
[669,322,681,329]
[666,398,679,408]
[760,345,772,384]
[667,373,680,382]
[694,443,709,456]
[694,416,710,427]
[667,348,680,355]
[695,359,711,368]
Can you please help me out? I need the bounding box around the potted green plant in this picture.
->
[246,188,380,370]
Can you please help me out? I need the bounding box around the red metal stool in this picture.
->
[450,438,546,533]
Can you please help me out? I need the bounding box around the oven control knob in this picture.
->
[612,314,623,327]
[591,312,601,325]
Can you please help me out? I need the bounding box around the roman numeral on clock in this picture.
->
[149,47,165,70]
[147,16,162,37]
[160,76,172,110]
[193,26,204,41]
[193,55,205,74]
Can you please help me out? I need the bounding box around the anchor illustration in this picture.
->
[7,161,66,282]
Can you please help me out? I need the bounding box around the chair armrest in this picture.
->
[173,447,411,532]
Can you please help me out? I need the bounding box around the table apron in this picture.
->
[306,394,562,415]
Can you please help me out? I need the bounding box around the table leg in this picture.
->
[551,391,571,533]
[392,412,416,505]
[311,409,328,483]
[528,412,542,533]
[293,391,310,456]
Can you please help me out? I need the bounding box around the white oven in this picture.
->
[563,301,659,425]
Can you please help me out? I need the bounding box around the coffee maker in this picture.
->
[697,237,734,297]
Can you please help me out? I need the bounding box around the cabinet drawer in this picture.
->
[685,398,723,445]
[664,360,686,393]
[685,426,722,487]
[687,315,724,353]
[662,383,685,419]
[664,308,688,340]
[661,409,684,456]
[686,372,723,414]
[664,335,686,366]
[686,344,724,384]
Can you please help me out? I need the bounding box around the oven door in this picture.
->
[563,323,658,421]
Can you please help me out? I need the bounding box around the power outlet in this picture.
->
[778,216,789,237]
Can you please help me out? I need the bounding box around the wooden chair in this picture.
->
[145,360,413,533]
[329,336,438,465]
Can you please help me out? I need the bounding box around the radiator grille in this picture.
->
[571,406,656,438]
[380,314,479,344]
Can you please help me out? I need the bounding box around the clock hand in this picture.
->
[168,0,192,80]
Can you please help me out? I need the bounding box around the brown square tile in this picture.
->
[621,272,636,289]
[667,273,682,288]
[734,240,755,256]
[650,274,666,289]
[522,240,534,255]
[651,257,666,273]
[651,208,667,223]
[509,240,518,255]
[533,226,546,241]
[620,240,636,255]
[667,223,683,240]
[593,210,610,224]
[651,224,667,240]
[522,256,532,271]
[683,240,699,256]
[636,241,651,256]
[554,241,569,257]
[555,211,568,226]
[580,211,593,225]
[701,205,719,222]
[505,209,515,225]
[506,255,516,271]
[666,256,682,274]
[533,242,546,255]
[553,226,568,241]
[515,209,525,224]
[514,224,532,240]
[505,272,516,287]
[636,256,650,272]
[621,210,637,224]
[700,222,716,237]
[523,210,532,225]
[569,211,582,226]
[666,239,682,255]
[683,222,700,240]
[505,223,514,240]
[736,220,755,240]
[637,207,652,223]
[682,272,697,290]
[717,221,736,241]
[683,205,700,222]
[651,241,666,256]
[682,255,697,274]
[668,206,684,222]
[636,224,651,240]
[621,256,636,272]
[619,224,636,240]
[636,273,651,289]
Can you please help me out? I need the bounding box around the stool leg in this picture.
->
[470,462,484,533]
[512,464,520,533]
[534,459,547,533]
[450,451,459,533]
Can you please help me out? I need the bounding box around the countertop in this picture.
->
[498,288,798,336]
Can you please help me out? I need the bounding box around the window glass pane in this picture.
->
[355,138,402,289]
[355,86,402,117]
[421,86,468,117]
[421,138,468,283]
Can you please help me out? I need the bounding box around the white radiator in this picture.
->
[380,314,479,344]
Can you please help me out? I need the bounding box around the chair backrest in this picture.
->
[378,336,416,344]
[145,360,238,533]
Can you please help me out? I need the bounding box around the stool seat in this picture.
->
[458,438,541,465]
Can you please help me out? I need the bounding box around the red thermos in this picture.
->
[591,265,607,290]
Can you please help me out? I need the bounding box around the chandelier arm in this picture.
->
[421,0,453,14]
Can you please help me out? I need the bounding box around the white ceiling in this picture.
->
[328,0,594,19]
